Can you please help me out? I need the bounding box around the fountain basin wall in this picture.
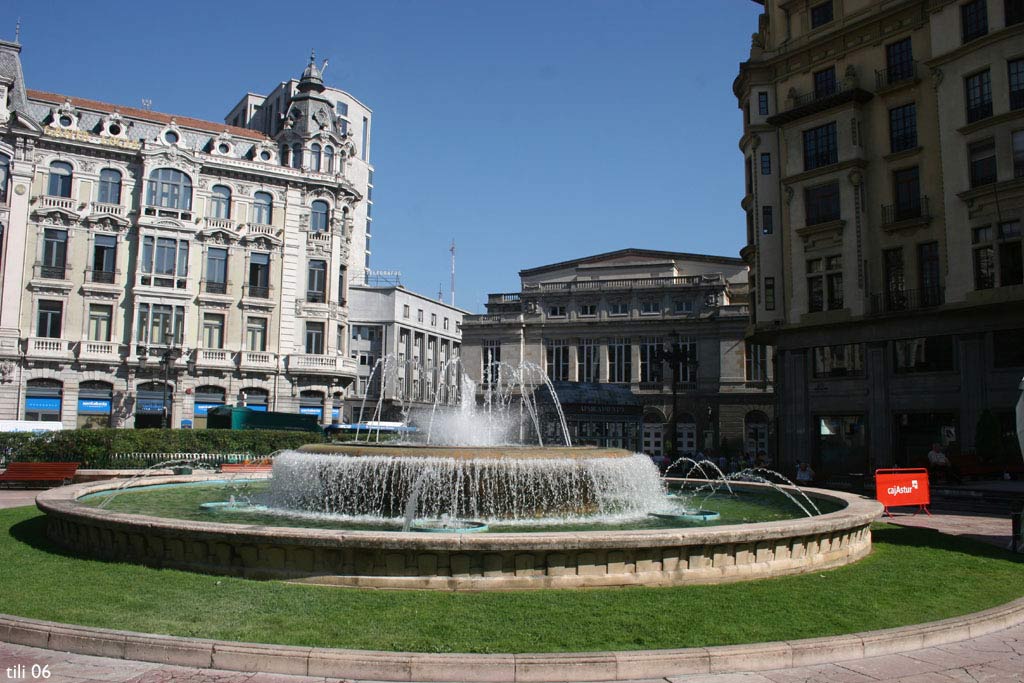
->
[37,476,883,590]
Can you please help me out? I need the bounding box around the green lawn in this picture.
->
[2,506,1022,653]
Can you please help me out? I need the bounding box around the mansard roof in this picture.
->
[27,90,270,141]
[518,248,745,277]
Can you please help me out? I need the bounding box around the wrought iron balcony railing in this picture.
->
[869,287,944,315]
[875,61,918,90]
[882,196,930,226]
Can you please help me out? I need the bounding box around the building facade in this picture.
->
[0,41,373,428]
[735,0,1024,479]
[460,249,775,458]
[344,284,465,423]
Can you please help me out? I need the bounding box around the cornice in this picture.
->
[956,108,1024,137]
[782,158,867,186]
[925,22,1024,69]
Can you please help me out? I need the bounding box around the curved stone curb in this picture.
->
[2,597,1023,681]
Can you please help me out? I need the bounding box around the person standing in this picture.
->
[795,461,815,485]
[927,443,961,484]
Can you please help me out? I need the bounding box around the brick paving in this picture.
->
[0,492,1022,682]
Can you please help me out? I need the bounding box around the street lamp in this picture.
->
[655,334,699,462]
[137,345,182,428]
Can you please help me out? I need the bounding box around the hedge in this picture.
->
[0,429,325,469]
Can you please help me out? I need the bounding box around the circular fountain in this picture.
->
[36,363,882,590]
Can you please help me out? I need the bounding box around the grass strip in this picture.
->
[1,506,1022,653]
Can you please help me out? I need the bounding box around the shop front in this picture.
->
[77,381,113,428]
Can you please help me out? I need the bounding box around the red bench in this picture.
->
[0,462,79,488]
[220,462,273,474]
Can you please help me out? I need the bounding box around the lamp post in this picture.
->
[655,334,698,462]
[137,345,182,428]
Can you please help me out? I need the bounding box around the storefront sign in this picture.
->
[193,402,223,416]
[25,397,61,412]
[77,399,111,414]
[875,468,930,517]
[247,404,268,412]
[299,407,323,417]
[137,401,166,414]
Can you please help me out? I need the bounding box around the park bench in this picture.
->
[0,462,79,488]
[219,462,273,474]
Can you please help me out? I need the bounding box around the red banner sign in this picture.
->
[875,468,930,516]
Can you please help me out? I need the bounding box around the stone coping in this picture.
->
[297,444,634,459]
[1,597,1022,680]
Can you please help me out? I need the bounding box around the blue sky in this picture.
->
[3,1,761,312]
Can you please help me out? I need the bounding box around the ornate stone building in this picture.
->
[0,40,374,428]
[735,0,1024,479]
[460,249,774,459]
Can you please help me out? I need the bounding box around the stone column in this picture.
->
[958,333,987,451]
[0,155,33,353]
[630,340,641,384]
[866,341,891,469]
[599,341,609,383]
[568,343,578,382]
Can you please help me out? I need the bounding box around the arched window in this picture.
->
[323,146,334,173]
[146,168,193,210]
[310,200,329,232]
[98,168,122,204]
[47,161,73,198]
[310,143,321,172]
[253,191,273,225]
[0,153,10,202]
[210,185,231,219]
[291,143,302,169]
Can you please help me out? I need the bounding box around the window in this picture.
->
[545,340,570,381]
[745,342,768,381]
[338,266,347,305]
[973,225,996,289]
[805,181,840,225]
[136,303,185,346]
[577,339,599,382]
[443,317,450,330]
[579,303,597,317]
[757,91,769,115]
[894,336,955,373]
[969,140,997,187]
[310,143,321,172]
[884,38,914,85]
[745,157,753,194]
[141,236,188,288]
[88,304,112,342]
[248,252,270,298]
[764,276,776,310]
[609,302,629,316]
[608,338,632,383]
[1015,131,1024,178]
[36,300,62,338]
[892,166,921,221]
[883,247,906,311]
[810,1,833,28]
[41,228,67,279]
[807,255,843,312]
[961,0,988,43]
[307,260,327,303]
[1008,59,1024,111]
[336,101,349,116]
[639,337,663,383]
[361,116,369,161]
[803,122,837,170]
[47,161,72,197]
[813,67,837,99]
[971,222,1024,289]
[760,153,771,175]
[291,143,302,169]
[417,308,424,322]
[482,340,501,385]
[994,328,1024,367]
[999,221,1023,286]
[92,234,116,283]
[812,344,864,378]
[403,304,410,318]
[548,305,567,317]
[205,247,227,294]
[0,153,10,203]
[640,300,660,315]
[305,322,325,354]
[918,242,942,305]
[323,146,334,173]
[246,317,267,352]
[672,337,698,383]
[762,205,774,234]
[889,103,917,153]
[674,300,693,314]
[253,191,273,224]
[965,70,992,123]
[1008,0,1024,27]
[98,168,122,204]
[310,200,329,232]
[202,313,225,349]
[209,185,231,219]
[146,168,193,211]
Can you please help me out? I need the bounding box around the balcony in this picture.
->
[246,223,280,238]
[77,341,120,363]
[203,280,228,295]
[90,202,126,218]
[306,291,326,304]
[767,80,873,126]
[522,274,722,295]
[246,285,271,299]
[205,217,235,231]
[25,337,74,361]
[874,62,918,91]
[966,101,993,124]
[881,196,931,229]
[194,348,235,369]
[33,263,68,280]
[239,351,278,371]
[87,269,118,285]
[868,287,945,316]
[287,354,350,376]
[38,196,77,212]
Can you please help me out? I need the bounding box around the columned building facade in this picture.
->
[735,0,1024,479]
[460,250,775,460]
[0,41,372,428]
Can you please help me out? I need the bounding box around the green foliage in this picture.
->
[0,429,322,468]
[0,510,1022,653]
[974,409,1004,463]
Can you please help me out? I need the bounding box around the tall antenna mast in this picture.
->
[449,239,456,307]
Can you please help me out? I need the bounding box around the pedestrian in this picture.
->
[795,461,815,485]
[927,443,961,484]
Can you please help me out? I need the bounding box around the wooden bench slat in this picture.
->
[0,462,79,483]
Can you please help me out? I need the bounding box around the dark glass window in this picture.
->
[760,153,771,175]
[965,70,993,123]
[894,336,955,373]
[762,205,773,234]
[41,229,67,278]
[0,153,9,203]
[885,38,914,84]
[999,221,1023,286]
[803,122,838,170]
[806,256,843,312]
[36,300,63,338]
[146,168,193,210]
[210,185,231,219]
[993,328,1024,367]
[323,146,334,173]
[310,143,321,172]
[813,67,837,99]
[810,1,834,28]
[307,259,327,303]
[972,226,996,290]
[206,247,227,293]
[310,200,329,232]
[764,277,776,310]
[98,168,122,204]
[1008,0,1024,26]
[805,182,841,225]
[253,191,273,224]
[970,140,997,187]
[305,322,325,354]
[812,344,864,378]
[884,247,906,311]
[961,0,988,43]
[92,234,116,283]
[1010,59,1024,111]
[893,167,921,220]
[889,103,917,153]
[248,252,270,298]
[47,161,72,197]
[918,241,941,305]
[758,92,769,115]
[1015,131,1024,178]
